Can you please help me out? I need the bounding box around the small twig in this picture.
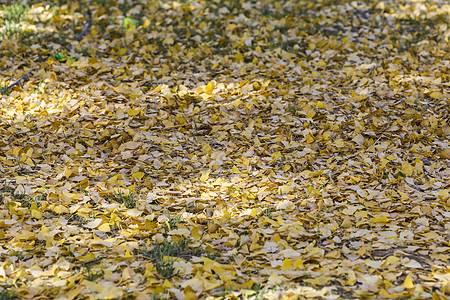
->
[8,69,34,88]
[367,132,385,151]
[1,68,35,95]
[147,124,189,131]
[327,171,335,185]
[76,11,92,42]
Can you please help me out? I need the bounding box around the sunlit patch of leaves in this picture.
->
[0,0,448,298]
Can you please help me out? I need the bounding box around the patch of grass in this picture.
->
[67,213,86,224]
[0,181,11,190]
[222,282,267,299]
[138,238,214,279]
[1,19,19,38]
[115,295,137,300]
[167,213,181,231]
[252,284,269,300]
[81,257,104,268]
[203,251,220,261]
[0,286,19,300]
[12,191,27,202]
[0,84,10,96]
[154,256,178,279]
[34,81,47,94]
[2,3,29,23]
[0,3,30,39]
[107,190,136,209]
[6,189,45,209]
[0,183,14,203]
[15,158,30,175]
[85,269,104,282]
[143,240,179,279]
[22,193,45,208]
[153,238,201,259]
[11,251,28,261]
[262,206,276,217]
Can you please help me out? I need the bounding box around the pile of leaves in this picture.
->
[0,0,449,299]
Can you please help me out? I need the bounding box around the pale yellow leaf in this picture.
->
[276,200,295,211]
[200,170,210,181]
[85,218,103,229]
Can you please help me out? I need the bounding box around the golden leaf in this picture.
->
[402,274,414,289]
[371,216,390,223]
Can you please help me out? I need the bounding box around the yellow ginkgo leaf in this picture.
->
[200,169,210,181]
[402,274,414,289]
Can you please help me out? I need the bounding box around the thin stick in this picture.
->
[1,68,35,95]
[76,11,92,42]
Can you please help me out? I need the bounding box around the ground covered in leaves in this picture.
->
[0,0,449,299]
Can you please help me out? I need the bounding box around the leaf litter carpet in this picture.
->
[0,0,449,299]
